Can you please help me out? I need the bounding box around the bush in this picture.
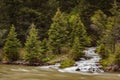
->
[60,59,75,68]
[70,37,85,60]
[100,54,115,68]
[113,47,120,65]
[96,44,110,59]
[42,57,51,62]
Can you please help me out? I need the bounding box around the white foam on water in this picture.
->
[11,68,29,72]
[39,47,104,73]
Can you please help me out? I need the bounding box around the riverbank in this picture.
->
[0,60,51,66]
[39,47,104,73]
[0,47,120,73]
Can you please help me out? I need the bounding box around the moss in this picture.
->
[60,59,75,68]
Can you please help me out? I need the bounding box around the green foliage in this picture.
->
[3,25,21,61]
[96,44,110,59]
[48,8,68,54]
[42,56,55,63]
[70,14,91,46]
[70,37,84,60]
[24,23,41,63]
[60,59,75,68]
[40,39,48,54]
[42,57,51,63]
[100,54,115,68]
[96,1,120,69]
[0,0,120,69]
[0,29,6,47]
[91,10,107,27]
[91,10,107,43]
[114,45,120,65]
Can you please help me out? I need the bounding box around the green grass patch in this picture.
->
[60,59,75,68]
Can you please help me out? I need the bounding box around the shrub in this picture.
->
[96,44,110,59]
[113,47,120,65]
[60,59,75,68]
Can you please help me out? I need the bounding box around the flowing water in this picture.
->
[0,47,120,80]
[0,65,120,80]
[0,64,120,80]
[40,47,104,73]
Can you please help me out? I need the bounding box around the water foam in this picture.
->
[39,47,104,73]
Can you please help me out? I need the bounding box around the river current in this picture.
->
[40,47,104,73]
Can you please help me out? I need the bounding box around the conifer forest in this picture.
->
[0,1,120,79]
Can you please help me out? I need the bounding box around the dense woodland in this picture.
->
[0,0,120,70]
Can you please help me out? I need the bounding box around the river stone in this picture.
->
[76,68,80,71]
[74,64,78,66]
[105,64,120,72]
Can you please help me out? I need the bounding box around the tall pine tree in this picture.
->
[48,8,68,54]
[70,36,84,60]
[3,25,21,61]
[91,10,107,39]
[70,14,90,47]
[24,23,41,63]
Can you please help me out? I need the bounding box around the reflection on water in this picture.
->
[0,65,120,80]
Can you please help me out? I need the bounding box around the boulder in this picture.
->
[105,64,120,72]
[76,68,80,71]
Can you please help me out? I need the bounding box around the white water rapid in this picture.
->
[39,47,104,73]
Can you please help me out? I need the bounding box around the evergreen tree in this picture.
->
[70,14,90,47]
[70,36,84,60]
[91,10,107,39]
[24,23,41,63]
[0,29,6,47]
[3,25,21,61]
[98,0,120,54]
[97,0,120,67]
[114,44,120,66]
[48,8,68,54]
[40,38,48,54]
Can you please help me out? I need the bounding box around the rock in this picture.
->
[2,60,11,64]
[105,64,120,72]
[74,64,78,66]
[76,68,80,71]
[112,65,119,71]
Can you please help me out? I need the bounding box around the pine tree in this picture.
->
[98,0,120,54]
[114,44,120,66]
[40,38,48,54]
[70,14,90,47]
[70,37,84,60]
[48,8,68,54]
[97,0,120,64]
[91,10,107,38]
[0,29,6,46]
[3,25,21,61]
[24,23,41,63]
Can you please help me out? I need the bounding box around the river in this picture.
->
[0,64,120,80]
[0,47,120,80]
[40,47,104,73]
